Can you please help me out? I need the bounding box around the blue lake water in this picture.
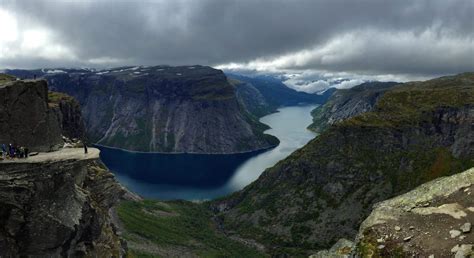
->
[98,105,317,200]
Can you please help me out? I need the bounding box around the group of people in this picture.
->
[1,144,29,160]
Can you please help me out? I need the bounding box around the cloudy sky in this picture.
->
[0,0,473,92]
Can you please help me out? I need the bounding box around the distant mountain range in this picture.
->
[229,73,336,117]
[5,66,332,153]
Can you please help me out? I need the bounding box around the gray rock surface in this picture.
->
[309,238,354,258]
[0,79,63,152]
[0,148,132,257]
[356,167,474,257]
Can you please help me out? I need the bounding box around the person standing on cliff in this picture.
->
[83,140,88,154]
[1,144,6,159]
[8,144,14,158]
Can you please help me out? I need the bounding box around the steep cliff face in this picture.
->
[0,149,130,257]
[231,79,273,118]
[212,73,474,256]
[0,78,63,152]
[308,82,398,133]
[7,66,279,153]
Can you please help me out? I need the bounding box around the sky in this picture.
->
[0,0,473,92]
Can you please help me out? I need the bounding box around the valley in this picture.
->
[1,1,473,257]
[98,104,317,200]
[0,72,472,257]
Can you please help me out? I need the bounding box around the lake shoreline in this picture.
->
[94,143,277,156]
[99,105,318,200]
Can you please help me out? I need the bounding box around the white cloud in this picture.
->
[0,9,18,44]
[218,26,474,79]
[88,57,126,65]
[218,25,473,92]
[0,8,76,66]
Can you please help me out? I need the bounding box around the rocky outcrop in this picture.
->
[308,82,398,133]
[49,91,86,141]
[356,167,473,257]
[0,78,63,152]
[0,148,132,257]
[212,73,474,256]
[7,66,279,153]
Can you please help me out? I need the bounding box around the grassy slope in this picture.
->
[0,74,16,84]
[117,200,265,258]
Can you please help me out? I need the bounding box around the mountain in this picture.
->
[228,74,336,117]
[0,77,137,256]
[211,73,474,256]
[308,81,398,133]
[6,66,279,154]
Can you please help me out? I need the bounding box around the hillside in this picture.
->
[308,81,398,133]
[211,73,474,256]
[6,66,279,154]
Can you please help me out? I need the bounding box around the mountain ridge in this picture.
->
[6,66,280,154]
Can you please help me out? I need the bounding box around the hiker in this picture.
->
[1,144,6,159]
[84,141,88,154]
[24,147,29,158]
[8,144,14,158]
[19,147,25,158]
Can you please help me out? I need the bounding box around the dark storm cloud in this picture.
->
[1,0,473,79]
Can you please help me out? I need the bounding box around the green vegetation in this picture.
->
[48,91,76,106]
[0,73,16,84]
[307,103,331,132]
[117,200,265,258]
[356,229,405,257]
[190,77,235,101]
